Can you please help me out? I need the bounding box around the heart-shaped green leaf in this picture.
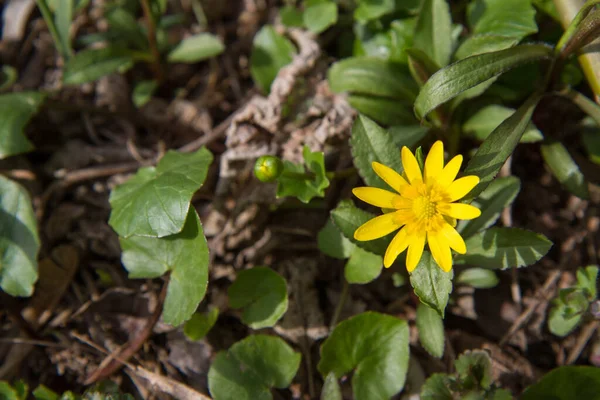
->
[548,292,584,337]
[0,176,40,297]
[416,303,445,358]
[456,268,499,289]
[303,0,337,34]
[455,227,552,270]
[250,26,296,93]
[521,366,600,400]
[345,246,383,284]
[409,251,453,317]
[0,92,46,159]
[228,267,288,329]
[317,219,355,259]
[120,208,209,326]
[63,46,135,85]
[276,146,330,203]
[184,308,219,341]
[167,33,225,63]
[413,0,453,67]
[318,312,410,400]
[541,140,589,199]
[109,147,213,238]
[208,335,301,400]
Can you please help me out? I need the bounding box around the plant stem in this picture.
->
[556,86,600,125]
[140,0,164,82]
[329,280,349,330]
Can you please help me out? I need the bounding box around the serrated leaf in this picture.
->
[463,105,543,143]
[303,0,337,34]
[228,267,288,329]
[120,208,209,326]
[455,227,552,270]
[455,350,493,390]
[318,312,410,400]
[250,26,296,93]
[320,372,342,400]
[576,265,599,299]
[348,95,417,126]
[416,303,445,358]
[414,44,552,120]
[63,46,135,85]
[456,268,499,289]
[276,146,330,203]
[132,80,158,108]
[167,33,224,63]
[409,252,453,317]
[521,366,600,400]
[350,114,404,190]
[317,219,355,259]
[328,57,418,103]
[455,0,538,59]
[208,335,301,400]
[421,373,453,400]
[109,147,213,238]
[0,176,40,297]
[413,0,453,67]
[344,246,383,284]
[184,308,219,341]
[541,140,589,199]
[0,92,46,159]
[458,176,521,238]
[330,200,391,256]
[463,94,540,200]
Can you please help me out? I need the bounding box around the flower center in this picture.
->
[412,195,437,222]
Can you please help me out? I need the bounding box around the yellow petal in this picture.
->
[384,228,410,268]
[428,233,453,272]
[372,162,409,194]
[401,146,422,184]
[438,203,481,220]
[425,141,444,183]
[437,154,463,188]
[352,187,403,209]
[406,231,426,272]
[440,222,466,254]
[446,176,480,201]
[354,211,403,241]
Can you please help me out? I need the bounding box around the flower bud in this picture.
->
[254,155,284,182]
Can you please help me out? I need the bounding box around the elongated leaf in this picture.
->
[228,267,288,329]
[109,148,212,238]
[317,219,355,259]
[120,208,209,326]
[416,303,445,358]
[55,0,74,58]
[463,105,543,143]
[350,115,404,190]
[455,227,552,269]
[413,0,453,67]
[463,94,540,200]
[167,33,224,63]
[132,80,158,108]
[414,44,552,120]
[456,268,499,288]
[208,335,301,400]
[458,176,521,238]
[250,26,296,93]
[348,95,416,126]
[303,0,337,34]
[409,252,453,317]
[105,6,147,50]
[521,366,600,400]
[0,92,46,159]
[0,176,40,297]
[63,46,135,85]
[344,246,383,284]
[541,140,589,199]
[318,312,410,400]
[389,125,429,148]
[320,372,342,400]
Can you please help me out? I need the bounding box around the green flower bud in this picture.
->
[254,155,284,182]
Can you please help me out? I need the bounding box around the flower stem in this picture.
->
[140,0,164,82]
[330,280,349,330]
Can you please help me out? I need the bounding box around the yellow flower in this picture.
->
[352,141,481,272]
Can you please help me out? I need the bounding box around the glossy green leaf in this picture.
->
[347,95,416,126]
[576,265,599,299]
[345,246,383,284]
[541,140,589,199]
[276,146,330,203]
[317,219,355,259]
[120,208,209,326]
[63,46,135,85]
[521,366,600,400]
[280,6,304,27]
[455,227,552,270]
[109,147,213,238]
[303,0,337,34]
[250,26,296,93]
[407,47,441,86]
[389,125,429,148]
[463,105,543,143]
[455,0,538,59]
[318,312,410,400]
[414,45,551,120]
[421,373,453,400]
[350,115,404,190]
[463,94,540,200]
[456,268,499,289]
[388,18,417,63]
[32,385,59,400]
[353,23,394,60]
[184,308,219,341]
[208,335,301,400]
[167,33,224,63]
[0,176,40,297]
[455,350,493,390]
[105,6,147,50]
[409,252,453,317]
[331,200,391,256]
[132,80,158,108]
[328,57,418,102]
[0,92,46,159]
[416,303,445,358]
[228,267,288,329]
[320,372,342,400]
[458,176,521,238]
[354,0,395,22]
[413,0,453,67]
